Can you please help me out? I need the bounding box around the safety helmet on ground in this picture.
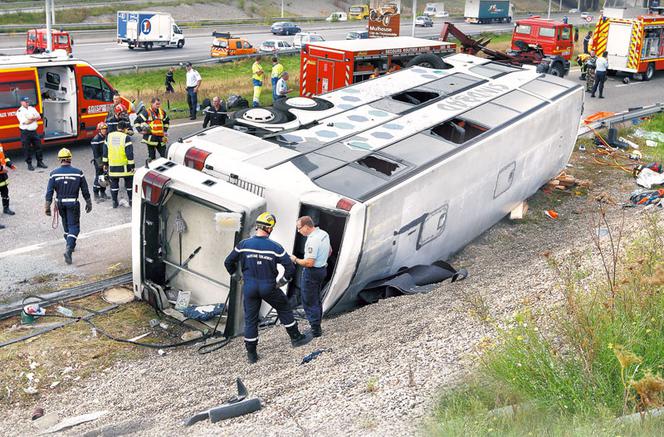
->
[98,174,109,188]
[114,104,127,114]
[255,212,276,229]
[97,122,108,131]
[57,148,72,160]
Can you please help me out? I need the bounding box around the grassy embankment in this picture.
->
[429,113,664,435]
[107,55,301,117]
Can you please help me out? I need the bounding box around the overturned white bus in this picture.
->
[132,53,584,337]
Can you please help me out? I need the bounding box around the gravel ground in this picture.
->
[1,151,659,436]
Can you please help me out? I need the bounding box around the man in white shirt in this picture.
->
[591,51,609,99]
[185,62,202,120]
[16,97,47,171]
[275,71,292,100]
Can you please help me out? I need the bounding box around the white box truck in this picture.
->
[423,3,448,17]
[117,11,185,50]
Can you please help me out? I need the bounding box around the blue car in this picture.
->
[271,22,301,36]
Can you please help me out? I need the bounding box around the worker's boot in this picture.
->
[0,223,5,229]
[311,324,322,338]
[112,200,119,209]
[286,324,312,347]
[37,160,48,169]
[245,340,259,364]
[2,199,14,216]
[93,191,101,202]
[100,191,108,201]
[64,248,73,265]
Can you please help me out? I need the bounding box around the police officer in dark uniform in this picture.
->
[45,148,92,265]
[224,212,311,364]
[90,122,108,202]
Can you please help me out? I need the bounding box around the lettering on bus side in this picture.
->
[437,83,509,112]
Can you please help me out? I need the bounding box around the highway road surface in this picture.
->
[0,13,583,70]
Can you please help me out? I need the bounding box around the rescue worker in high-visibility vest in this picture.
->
[270,56,284,101]
[224,212,311,364]
[90,122,108,202]
[135,97,170,161]
[45,148,92,265]
[0,143,17,217]
[251,56,264,108]
[103,120,135,209]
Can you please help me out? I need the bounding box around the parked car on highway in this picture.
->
[414,16,434,27]
[346,30,369,40]
[568,8,580,13]
[271,22,301,35]
[259,39,294,53]
[580,12,593,21]
[292,32,325,48]
[326,12,348,21]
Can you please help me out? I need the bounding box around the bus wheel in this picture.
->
[644,63,655,81]
[549,63,565,77]
[406,53,449,69]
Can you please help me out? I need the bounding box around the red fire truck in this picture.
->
[26,28,73,55]
[511,17,575,60]
[299,36,456,96]
[591,7,664,81]
[0,51,129,152]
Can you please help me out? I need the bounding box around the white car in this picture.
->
[259,39,294,53]
[326,12,348,22]
[292,32,325,49]
[568,8,580,13]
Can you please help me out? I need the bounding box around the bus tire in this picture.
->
[644,63,655,81]
[273,97,333,112]
[549,62,565,77]
[406,53,448,69]
[232,107,290,124]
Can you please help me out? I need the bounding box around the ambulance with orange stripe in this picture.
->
[591,4,664,81]
[0,50,129,152]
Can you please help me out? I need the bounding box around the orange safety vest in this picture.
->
[0,145,12,175]
[147,108,166,136]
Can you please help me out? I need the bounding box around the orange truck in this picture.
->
[26,28,73,55]
[0,51,129,152]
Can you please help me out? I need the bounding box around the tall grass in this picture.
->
[107,55,301,116]
[431,208,664,434]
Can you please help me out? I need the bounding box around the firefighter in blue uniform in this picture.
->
[224,212,311,364]
[90,122,108,202]
[45,148,92,265]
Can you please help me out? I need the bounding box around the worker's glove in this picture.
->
[276,276,291,288]
[44,201,51,216]
[85,199,93,214]
[10,164,16,170]
[162,136,168,144]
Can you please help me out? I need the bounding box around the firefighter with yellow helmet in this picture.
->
[224,212,311,364]
[103,119,135,209]
[44,148,92,265]
[135,97,170,161]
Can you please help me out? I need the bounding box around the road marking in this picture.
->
[615,81,647,88]
[0,222,131,259]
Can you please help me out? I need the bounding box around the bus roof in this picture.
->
[307,36,453,53]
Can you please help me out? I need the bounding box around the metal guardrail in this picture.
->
[98,48,302,74]
[577,103,664,136]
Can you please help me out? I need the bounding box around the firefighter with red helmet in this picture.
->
[135,97,170,161]
[0,142,17,218]
[106,103,133,135]
[90,122,109,202]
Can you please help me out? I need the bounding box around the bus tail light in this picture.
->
[184,147,211,171]
[142,170,171,206]
[336,198,356,211]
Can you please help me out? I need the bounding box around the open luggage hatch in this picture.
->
[132,159,266,338]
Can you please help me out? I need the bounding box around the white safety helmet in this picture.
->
[98,174,110,188]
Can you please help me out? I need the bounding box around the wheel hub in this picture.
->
[242,108,275,122]
[285,97,317,108]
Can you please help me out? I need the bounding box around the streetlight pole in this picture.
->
[51,0,55,25]
[547,0,551,19]
[412,0,417,37]
[45,0,53,52]
[281,0,284,18]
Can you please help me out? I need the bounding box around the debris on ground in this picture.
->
[545,171,592,192]
[629,189,664,207]
[301,349,328,365]
[632,127,664,143]
[183,378,261,426]
[510,201,529,220]
[41,410,108,434]
[544,210,559,220]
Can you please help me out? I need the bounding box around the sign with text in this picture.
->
[368,1,401,38]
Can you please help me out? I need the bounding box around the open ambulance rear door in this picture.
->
[132,159,266,337]
[0,67,43,150]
